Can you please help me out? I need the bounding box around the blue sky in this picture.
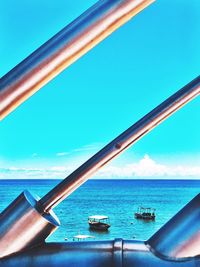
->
[0,0,200,179]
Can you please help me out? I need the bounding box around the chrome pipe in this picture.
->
[0,77,200,258]
[0,0,154,120]
[0,191,60,259]
[0,239,197,266]
[0,77,199,259]
[39,76,200,212]
[0,0,154,259]
[147,193,200,258]
[2,195,200,265]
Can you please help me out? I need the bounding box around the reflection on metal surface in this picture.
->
[0,238,198,266]
[113,238,123,267]
[0,0,154,120]
[148,193,200,258]
[0,191,59,259]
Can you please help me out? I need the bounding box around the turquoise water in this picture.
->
[1,179,200,242]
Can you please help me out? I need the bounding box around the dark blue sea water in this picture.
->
[1,179,200,242]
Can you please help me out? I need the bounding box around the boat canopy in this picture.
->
[88,215,108,220]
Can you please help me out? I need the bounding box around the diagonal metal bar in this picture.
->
[0,0,154,120]
[39,76,200,212]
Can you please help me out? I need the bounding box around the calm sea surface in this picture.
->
[1,179,200,242]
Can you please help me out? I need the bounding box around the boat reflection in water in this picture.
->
[88,215,111,231]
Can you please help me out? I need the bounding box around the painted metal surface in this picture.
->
[0,0,154,120]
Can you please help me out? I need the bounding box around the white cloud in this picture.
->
[0,154,200,179]
[56,152,69,157]
[0,166,70,179]
[56,143,100,157]
[98,154,200,178]
[73,144,99,152]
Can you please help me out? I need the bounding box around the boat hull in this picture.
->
[134,213,155,220]
[88,222,110,231]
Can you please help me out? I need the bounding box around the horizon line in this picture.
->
[1,177,200,181]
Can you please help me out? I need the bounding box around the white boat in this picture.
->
[73,234,95,241]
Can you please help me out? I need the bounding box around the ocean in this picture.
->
[1,179,200,242]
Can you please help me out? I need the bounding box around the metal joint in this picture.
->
[113,238,123,267]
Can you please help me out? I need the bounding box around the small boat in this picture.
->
[134,207,155,220]
[88,215,111,231]
[73,234,95,241]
